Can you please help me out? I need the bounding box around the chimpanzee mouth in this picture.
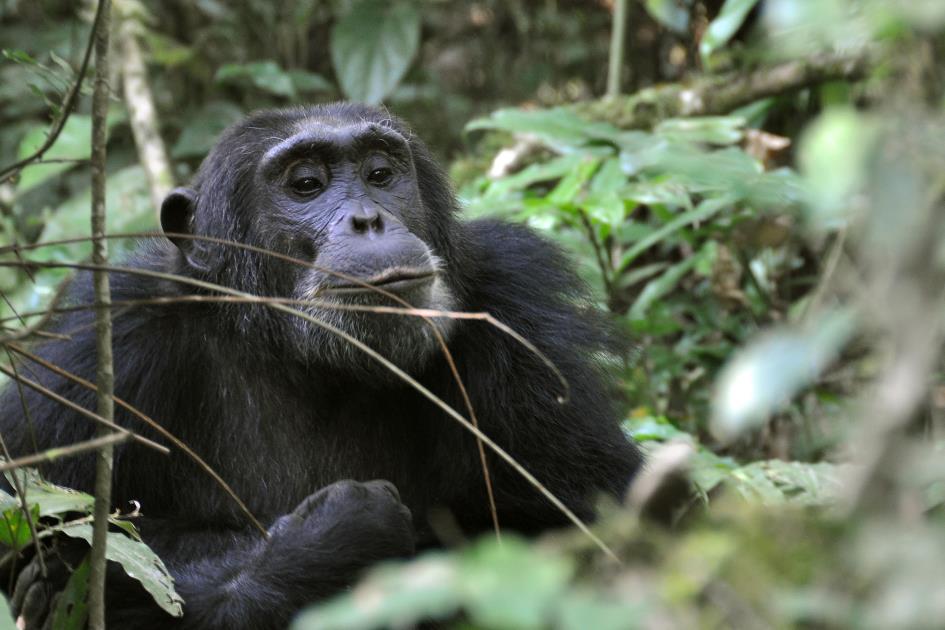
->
[320,267,436,295]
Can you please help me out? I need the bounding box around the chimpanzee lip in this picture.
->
[321,267,436,294]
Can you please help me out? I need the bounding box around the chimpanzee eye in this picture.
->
[367,167,393,187]
[289,177,323,197]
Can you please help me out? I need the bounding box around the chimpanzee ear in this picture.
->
[161,187,197,253]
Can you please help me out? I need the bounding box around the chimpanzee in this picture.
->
[0,103,642,628]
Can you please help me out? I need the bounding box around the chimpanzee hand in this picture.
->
[8,538,87,630]
[250,479,416,603]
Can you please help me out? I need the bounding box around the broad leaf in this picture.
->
[330,0,420,104]
[60,524,184,617]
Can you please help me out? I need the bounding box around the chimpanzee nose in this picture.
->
[349,206,384,235]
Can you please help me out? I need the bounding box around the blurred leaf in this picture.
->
[172,101,244,158]
[143,32,194,67]
[60,524,184,617]
[0,595,14,630]
[287,69,334,94]
[799,108,879,228]
[548,157,599,206]
[711,308,857,442]
[330,0,420,104]
[215,60,296,98]
[294,538,577,630]
[557,590,642,630]
[644,0,692,34]
[15,114,92,194]
[467,108,621,153]
[656,116,746,145]
[700,0,762,62]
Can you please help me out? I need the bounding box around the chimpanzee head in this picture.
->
[159,103,460,372]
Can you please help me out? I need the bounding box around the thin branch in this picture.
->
[606,0,628,98]
[0,258,618,561]
[0,231,570,401]
[0,1,106,183]
[8,343,268,538]
[0,362,167,455]
[88,0,114,623]
[0,353,46,579]
[0,432,130,472]
[577,50,872,130]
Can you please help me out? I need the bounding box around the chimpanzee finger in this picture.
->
[10,556,42,614]
[20,580,54,630]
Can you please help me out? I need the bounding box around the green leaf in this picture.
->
[0,503,39,551]
[547,157,599,206]
[798,107,879,227]
[50,554,90,630]
[619,196,731,271]
[460,538,574,629]
[624,415,691,442]
[711,308,857,442]
[292,554,461,629]
[656,116,746,145]
[171,101,244,159]
[3,467,93,517]
[467,108,621,153]
[143,32,194,68]
[15,114,92,194]
[60,524,184,617]
[557,590,643,630]
[215,60,296,98]
[644,0,692,34]
[287,69,334,94]
[628,255,698,321]
[483,154,586,199]
[699,0,762,63]
[0,594,15,630]
[330,0,421,104]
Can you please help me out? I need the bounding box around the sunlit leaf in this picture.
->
[644,0,692,34]
[700,0,762,62]
[711,308,857,442]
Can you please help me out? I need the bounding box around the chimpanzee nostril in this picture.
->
[350,210,384,235]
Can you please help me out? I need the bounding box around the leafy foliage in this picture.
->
[0,466,183,622]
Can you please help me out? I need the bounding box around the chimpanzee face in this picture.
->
[160,112,457,373]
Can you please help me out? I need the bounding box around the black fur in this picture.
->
[0,103,642,629]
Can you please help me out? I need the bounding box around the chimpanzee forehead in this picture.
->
[258,122,410,174]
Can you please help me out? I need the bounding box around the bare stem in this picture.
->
[88,0,114,626]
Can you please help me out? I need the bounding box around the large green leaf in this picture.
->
[50,555,90,630]
[60,524,184,617]
[330,0,420,104]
